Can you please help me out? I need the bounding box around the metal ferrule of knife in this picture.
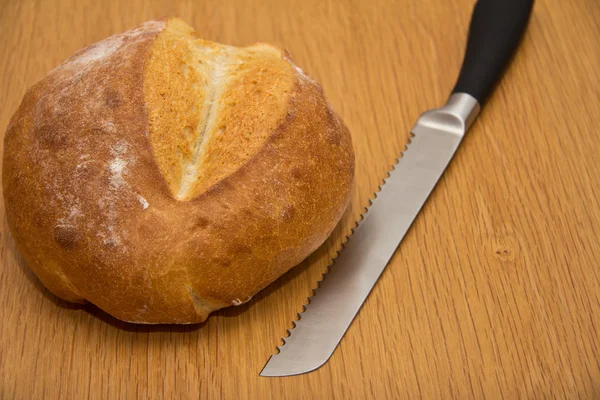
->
[413,93,481,139]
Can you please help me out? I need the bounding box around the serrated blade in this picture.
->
[260,93,480,377]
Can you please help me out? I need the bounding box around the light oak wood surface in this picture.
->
[1,0,599,398]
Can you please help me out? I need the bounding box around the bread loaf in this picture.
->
[2,18,354,324]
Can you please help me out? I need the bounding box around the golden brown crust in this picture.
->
[2,18,354,324]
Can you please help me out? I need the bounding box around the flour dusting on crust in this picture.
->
[293,63,317,85]
[96,140,137,248]
[231,295,253,306]
[67,36,125,66]
[63,20,166,70]
[31,19,167,255]
[137,195,150,210]
[109,142,129,190]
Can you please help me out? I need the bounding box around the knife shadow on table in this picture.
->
[8,205,353,333]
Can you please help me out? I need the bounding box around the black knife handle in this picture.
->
[452,0,535,105]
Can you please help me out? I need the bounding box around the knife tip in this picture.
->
[259,351,333,377]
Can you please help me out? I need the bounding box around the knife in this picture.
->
[261,0,534,377]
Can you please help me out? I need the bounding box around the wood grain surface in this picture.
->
[1,0,599,398]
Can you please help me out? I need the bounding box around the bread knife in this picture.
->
[260,0,534,377]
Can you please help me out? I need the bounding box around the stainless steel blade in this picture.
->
[260,93,480,377]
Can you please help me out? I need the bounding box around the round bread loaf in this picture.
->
[2,18,354,324]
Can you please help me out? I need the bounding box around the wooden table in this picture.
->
[1,0,599,398]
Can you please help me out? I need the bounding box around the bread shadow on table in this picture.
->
[8,207,351,333]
